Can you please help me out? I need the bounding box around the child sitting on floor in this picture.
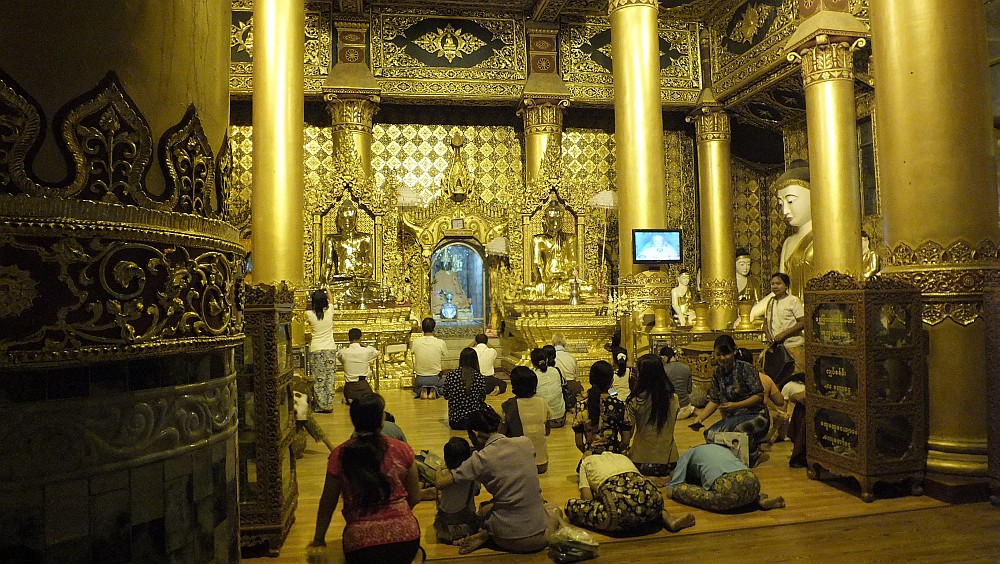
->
[434,437,481,545]
[499,366,553,474]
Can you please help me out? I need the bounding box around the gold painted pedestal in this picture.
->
[504,301,616,373]
[312,304,414,389]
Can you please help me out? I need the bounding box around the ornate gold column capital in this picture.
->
[787,35,867,87]
[518,98,569,136]
[688,110,731,143]
[323,94,381,135]
[883,239,1000,326]
[608,0,658,14]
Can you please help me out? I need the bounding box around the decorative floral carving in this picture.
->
[0,374,237,482]
[884,239,1000,326]
[0,70,43,195]
[729,3,775,44]
[0,264,37,318]
[806,270,862,291]
[0,197,244,366]
[700,278,737,310]
[160,104,215,216]
[414,23,487,63]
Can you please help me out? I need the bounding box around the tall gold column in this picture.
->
[521,26,572,184]
[785,8,867,277]
[871,0,999,480]
[252,0,305,285]
[609,0,667,275]
[687,89,736,330]
[324,20,381,177]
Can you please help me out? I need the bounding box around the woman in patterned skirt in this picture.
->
[441,347,488,430]
[667,443,785,513]
[306,289,337,412]
[566,451,694,534]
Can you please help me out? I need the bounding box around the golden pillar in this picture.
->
[786,10,867,277]
[687,89,736,330]
[520,98,569,184]
[324,20,381,177]
[609,0,667,275]
[871,0,999,480]
[252,0,305,285]
[521,26,572,185]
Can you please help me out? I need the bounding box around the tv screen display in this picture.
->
[633,229,682,264]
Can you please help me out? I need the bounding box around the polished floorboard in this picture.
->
[247,388,1000,563]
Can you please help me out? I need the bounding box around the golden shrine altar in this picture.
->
[504,301,616,373]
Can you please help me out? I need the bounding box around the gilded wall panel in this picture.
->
[782,120,808,166]
[229,125,254,238]
[664,130,700,274]
[370,9,526,102]
[559,17,702,106]
[731,158,783,290]
[708,0,798,98]
[229,1,334,95]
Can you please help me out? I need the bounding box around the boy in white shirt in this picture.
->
[337,327,379,404]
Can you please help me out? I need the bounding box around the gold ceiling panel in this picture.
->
[370,8,527,102]
[559,16,701,106]
[708,0,798,99]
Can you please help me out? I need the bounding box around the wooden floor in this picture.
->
[249,388,1000,563]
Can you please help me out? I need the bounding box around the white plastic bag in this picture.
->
[548,525,599,563]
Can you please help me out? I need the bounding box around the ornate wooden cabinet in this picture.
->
[237,283,298,554]
[804,272,926,502]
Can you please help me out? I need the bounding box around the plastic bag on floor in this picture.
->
[548,525,599,563]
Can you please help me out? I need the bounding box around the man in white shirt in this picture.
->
[764,272,806,380]
[412,317,449,399]
[472,333,507,396]
[552,333,582,409]
[337,327,379,404]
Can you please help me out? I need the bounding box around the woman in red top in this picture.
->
[309,393,422,563]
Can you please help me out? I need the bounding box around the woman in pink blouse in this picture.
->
[309,393,422,563]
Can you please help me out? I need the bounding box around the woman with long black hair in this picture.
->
[572,360,632,456]
[305,288,337,412]
[626,354,680,479]
[309,393,421,563]
[442,347,488,430]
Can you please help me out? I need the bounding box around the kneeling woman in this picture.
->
[309,393,421,564]
[691,334,770,466]
[668,443,785,513]
[566,451,694,534]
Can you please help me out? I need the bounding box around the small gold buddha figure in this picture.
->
[530,199,582,299]
[862,230,881,280]
[735,248,762,303]
[323,200,374,283]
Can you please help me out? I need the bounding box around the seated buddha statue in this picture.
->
[323,200,374,284]
[529,200,587,299]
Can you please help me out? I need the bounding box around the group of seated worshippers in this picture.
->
[309,331,791,561]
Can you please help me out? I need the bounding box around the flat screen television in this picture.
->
[633,229,683,264]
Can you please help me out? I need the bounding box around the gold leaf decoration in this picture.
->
[729,3,774,45]
[414,24,486,63]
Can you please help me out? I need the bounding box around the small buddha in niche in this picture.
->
[530,199,583,299]
[672,269,697,326]
[323,199,374,283]
[735,248,762,303]
[862,230,881,280]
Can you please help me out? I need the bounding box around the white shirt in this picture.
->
[337,342,379,382]
[412,334,448,376]
[305,309,336,351]
[767,293,805,348]
[554,345,578,381]
[578,451,640,492]
[473,342,497,376]
[535,367,566,420]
